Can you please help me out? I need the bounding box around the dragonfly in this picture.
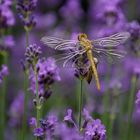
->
[41,32,130,91]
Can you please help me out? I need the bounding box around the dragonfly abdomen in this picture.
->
[86,50,101,91]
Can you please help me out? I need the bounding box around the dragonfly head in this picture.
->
[78,33,88,41]
[78,33,92,50]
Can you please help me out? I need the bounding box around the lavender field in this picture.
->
[0,0,140,140]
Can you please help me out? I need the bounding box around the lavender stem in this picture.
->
[78,79,83,130]
[125,74,137,140]
[21,30,29,140]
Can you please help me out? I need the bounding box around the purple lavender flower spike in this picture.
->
[28,57,60,99]
[126,20,140,40]
[4,35,15,48]
[83,108,93,121]
[34,127,44,137]
[64,109,73,122]
[16,0,38,31]
[36,57,61,85]
[38,114,58,139]
[0,1,15,29]
[25,44,42,66]
[89,0,127,38]
[84,119,106,140]
[8,91,24,127]
[29,117,37,128]
[64,109,78,129]
[55,123,82,140]
[135,90,140,113]
[47,115,58,127]
[59,0,84,27]
[0,65,9,84]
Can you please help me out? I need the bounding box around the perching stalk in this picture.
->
[78,79,83,130]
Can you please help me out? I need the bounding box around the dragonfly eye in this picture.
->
[78,33,88,41]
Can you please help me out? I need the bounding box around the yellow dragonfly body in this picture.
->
[78,33,100,90]
[41,32,130,91]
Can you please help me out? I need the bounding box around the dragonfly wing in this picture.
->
[41,36,79,50]
[93,47,126,64]
[93,48,126,58]
[54,49,86,68]
[92,32,130,47]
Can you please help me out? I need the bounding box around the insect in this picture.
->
[41,32,130,91]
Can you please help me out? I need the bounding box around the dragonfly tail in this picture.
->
[87,50,101,91]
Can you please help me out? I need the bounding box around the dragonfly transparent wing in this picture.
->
[41,36,87,67]
[41,36,79,50]
[54,49,86,68]
[92,32,130,47]
[93,48,126,58]
[93,47,127,63]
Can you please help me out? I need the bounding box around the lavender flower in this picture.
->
[25,44,41,66]
[64,109,73,122]
[84,119,106,140]
[64,109,77,128]
[30,109,106,140]
[63,108,106,140]
[55,123,82,140]
[83,108,93,122]
[0,1,15,29]
[89,0,127,37]
[30,115,58,139]
[3,35,15,48]
[74,50,98,84]
[59,0,84,28]
[0,65,9,84]
[0,35,15,50]
[9,91,24,127]
[29,57,60,101]
[29,117,37,128]
[40,115,57,133]
[1,0,13,6]
[36,58,61,85]
[135,90,140,113]
[33,127,44,137]
[16,0,37,31]
[126,20,140,40]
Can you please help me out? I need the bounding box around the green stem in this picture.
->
[21,30,29,140]
[108,93,118,140]
[78,79,83,130]
[26,30,29,48]
[35,67,41,125]
[21,74,29,140]
[125,75,137,140]
[35,68,41,140]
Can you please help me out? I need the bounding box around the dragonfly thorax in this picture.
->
[78,33,92,51]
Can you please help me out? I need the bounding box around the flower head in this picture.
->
[25,44,42,66]
[0,65,9,84]
[84,119,106,140]
[33,127,44,137]
[40,115,57,132]
[16,0,37,31]
[55,123,82,140]
[36,57,61,85]
[0,1,15,29]
[29,117,37,128]
[59,0,83,25]
[9,91,24,127]
[126,20,140,40]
